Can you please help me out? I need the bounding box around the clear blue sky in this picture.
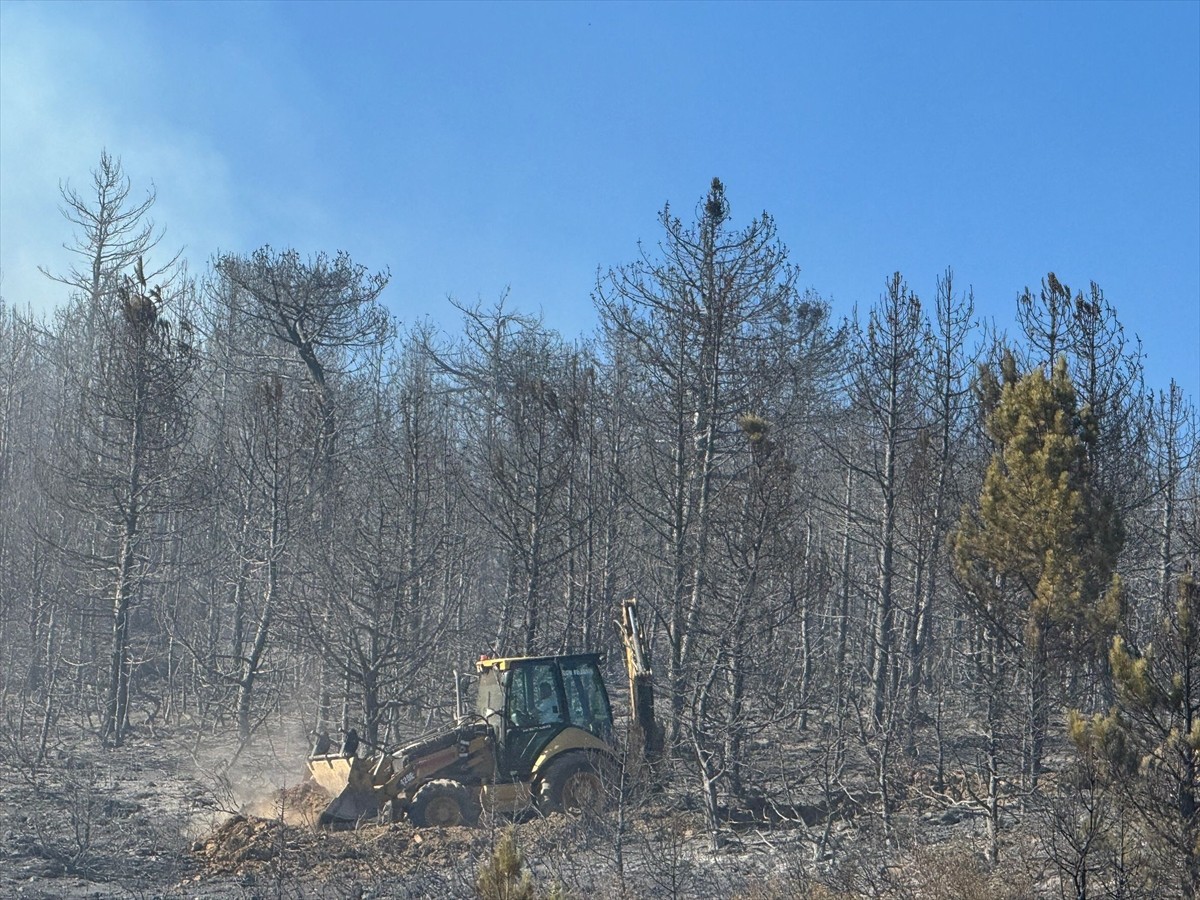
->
[2,1,1197,400]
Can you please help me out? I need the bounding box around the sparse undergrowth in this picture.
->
[0,721,1183,898]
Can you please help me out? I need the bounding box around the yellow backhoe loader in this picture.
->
[308,599,662,827]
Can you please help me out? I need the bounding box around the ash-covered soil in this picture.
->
[0,721,1048,899]
[0,720,330,898]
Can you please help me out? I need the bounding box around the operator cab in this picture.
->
[475,653,612,779]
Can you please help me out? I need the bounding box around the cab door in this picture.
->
[499,662,565,779]
[558,656,613,741]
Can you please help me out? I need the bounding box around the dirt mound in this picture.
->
[280,778,327,806]
[316,822,483,872]
[274,779,331,823]
[389,824,481,867]
[189,812,489,883]
[242,778,331,826]
[191,814,290,870]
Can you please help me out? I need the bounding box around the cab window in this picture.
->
[560,659,612,737]
[476,668,505,730]
[506,662,563,728]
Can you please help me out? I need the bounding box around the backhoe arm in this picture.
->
[619,599,663,759]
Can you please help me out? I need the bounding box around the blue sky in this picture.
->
[2,1,1197,400]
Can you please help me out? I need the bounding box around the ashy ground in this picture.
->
[0,720,1085,899]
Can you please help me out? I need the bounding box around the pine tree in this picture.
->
[1072,570,1200,896]
[953,357,1123,787]
[476,827,534,900]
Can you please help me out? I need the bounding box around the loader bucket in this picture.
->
[308,754,389,826]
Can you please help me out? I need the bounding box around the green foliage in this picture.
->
[1071,571,1200,894]
[1066,709,1138,778]
[1109,636,1155,706]
[953,358,1123,658]
[1110,572,1200,728]
[476,827,534,900]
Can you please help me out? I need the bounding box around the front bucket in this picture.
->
[308,754,389,827]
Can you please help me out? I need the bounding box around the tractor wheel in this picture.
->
[537,754,610,815]
[409,779,480,827]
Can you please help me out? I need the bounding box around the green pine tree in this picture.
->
[1071,570,1200,896]
[953,357,1123,786]
[476,827,534,900]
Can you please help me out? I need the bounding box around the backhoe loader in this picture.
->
[307,599,662,827]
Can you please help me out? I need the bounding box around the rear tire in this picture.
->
[537,754,611,815]
[409,779,480,827]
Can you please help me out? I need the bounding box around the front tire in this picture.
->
[408,779,480,827]
[537,754,611,815]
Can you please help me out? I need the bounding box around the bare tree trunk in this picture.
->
[236,566,274,744]
[799,530,814,730]
[1027,640,1048,794]
[667,419,691,747]
[871,408,898,726]
[103,493,140,746]
[36,606,58,766]
[835,465,854,718]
